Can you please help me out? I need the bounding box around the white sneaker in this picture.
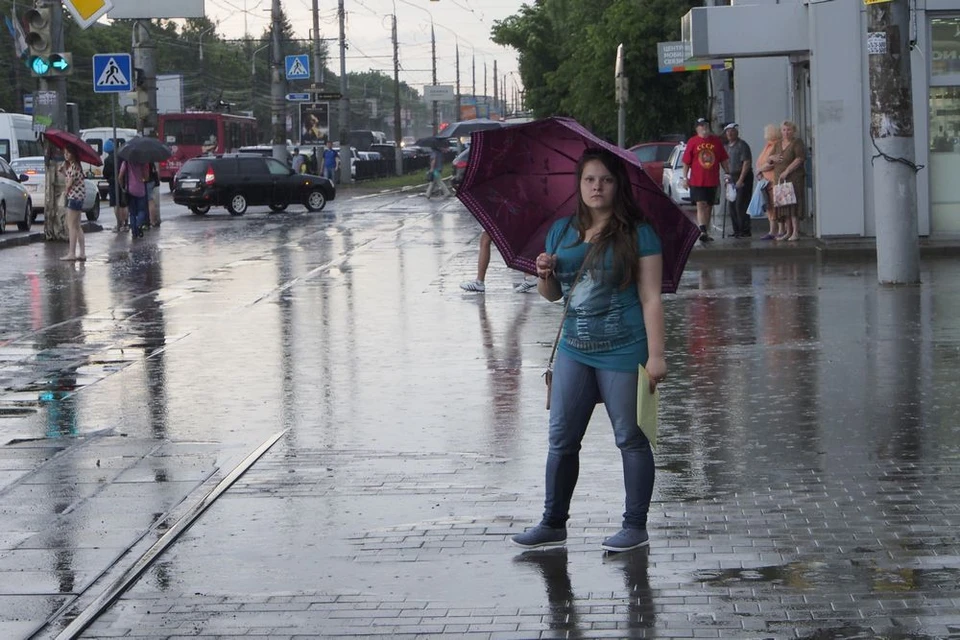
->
[513,280,537,293]
[460,279,485,292]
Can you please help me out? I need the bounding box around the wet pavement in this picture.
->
[1,191,960,639]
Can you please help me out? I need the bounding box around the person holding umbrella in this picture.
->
[117,137,172,237]
[58,145,87,261]
[511,147,666,553]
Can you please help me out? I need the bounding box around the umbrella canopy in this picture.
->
[43,129,102,166]
[455,117,700,294]
[117,136,172,164]
[436,118,504,139]
[414,136,447,150]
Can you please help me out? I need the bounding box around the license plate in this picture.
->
[179,179,199,189]
[25,184,37,192]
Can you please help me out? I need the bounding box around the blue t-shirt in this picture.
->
[323,148,339,169]
[545,216,662,372]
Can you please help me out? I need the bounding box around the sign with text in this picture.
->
[32,91,58,133]
[108,0,204,18]
[657,41,730,73]
[423,85,455,103]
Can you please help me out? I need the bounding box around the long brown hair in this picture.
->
[566,147,648,288]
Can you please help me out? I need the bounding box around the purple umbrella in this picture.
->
[456,117,700,293]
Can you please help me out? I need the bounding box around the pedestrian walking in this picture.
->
[681,118,730,244]
[291,147,306,174]
[425,146,452,199]
[460,231,538,293]
[146,162,161,228]
[102,139,128,232]
[119,158,149,238]
[723,123,752,238]
[58,145,86,261]
[510,147,665,553]
[322,141,340,182]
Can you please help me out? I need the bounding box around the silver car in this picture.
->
[660,143,691,207]
[10,157,101,222]
[0,156,33,233]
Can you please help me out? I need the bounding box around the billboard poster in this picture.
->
[300,102,330,144]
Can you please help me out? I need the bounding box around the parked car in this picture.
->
[451,145,470,190]
[661,143,691,207]
[10,157,101,222]
[0,156,32,232]
[172,153,336,215]
[628,141,677,186]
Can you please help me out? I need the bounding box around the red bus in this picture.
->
[158,112,259,186]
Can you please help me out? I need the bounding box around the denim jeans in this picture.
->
[127,194,148,234]
[323,166,335,181]
[541,351,655,530]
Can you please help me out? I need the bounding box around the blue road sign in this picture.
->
[93,53,133,93]
[285,55,310,81]
[286,93,311,102]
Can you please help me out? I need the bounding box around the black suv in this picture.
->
[172,154,335,215]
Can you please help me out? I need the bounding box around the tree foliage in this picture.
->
[492,0,706,144]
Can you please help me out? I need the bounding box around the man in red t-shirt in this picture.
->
[681,118,730,243]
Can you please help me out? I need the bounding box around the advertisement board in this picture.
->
[300,103,330,144]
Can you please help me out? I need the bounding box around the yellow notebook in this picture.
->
[637,365,659,450]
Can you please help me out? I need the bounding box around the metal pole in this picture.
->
[43,0,68,241]
[455,43,461,121]
[493,60,498,117]
[133,21,158,136]
[616,44,626,148]
[431,23,437,134]
[312,0,323,85]
[338,0,349,146]
[270,0,286,162]
[112,96,119,209]
[869,0,920,283]
[392,15,402,176]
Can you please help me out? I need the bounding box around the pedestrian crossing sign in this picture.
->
[285,55,310,81]
[93,53,133,93]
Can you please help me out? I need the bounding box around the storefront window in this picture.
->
[929,87,960,233]
[932,16,960,77]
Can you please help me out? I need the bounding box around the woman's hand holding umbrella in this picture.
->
[535,253,556,280]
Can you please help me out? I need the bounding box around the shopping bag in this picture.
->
[747,179,768,218]
[773,179,797,207]
[725,182,737,202]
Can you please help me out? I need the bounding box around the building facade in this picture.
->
[684,0,960,238]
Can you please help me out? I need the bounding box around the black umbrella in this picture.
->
[414,136,448,150]
[117,137,173,163]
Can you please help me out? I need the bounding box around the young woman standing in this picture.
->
[511,147,666,553]
[59,145,86,261]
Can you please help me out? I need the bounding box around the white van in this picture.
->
[80,127,138,192]
[0,113,43,164]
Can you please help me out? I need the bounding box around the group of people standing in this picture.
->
[102,139,160,239]
[681,117,807,243]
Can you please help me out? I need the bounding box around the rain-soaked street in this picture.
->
[1,190,960,639]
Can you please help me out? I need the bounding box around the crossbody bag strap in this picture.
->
[547,241,594,370]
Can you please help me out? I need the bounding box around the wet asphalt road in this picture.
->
[1,191,960,639]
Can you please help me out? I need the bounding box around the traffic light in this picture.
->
[23,8,73,77]
[24,8,51,58]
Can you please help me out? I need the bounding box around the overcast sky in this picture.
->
[202,0,523,98]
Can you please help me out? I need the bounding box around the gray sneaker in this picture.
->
[601,528,649,552]
[510,525,567,549]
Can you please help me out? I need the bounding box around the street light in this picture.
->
[251,43,270,77]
